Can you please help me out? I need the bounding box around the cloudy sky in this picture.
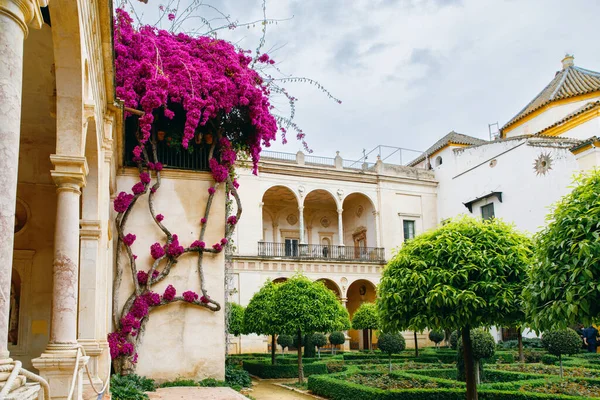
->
[130,0,600,162]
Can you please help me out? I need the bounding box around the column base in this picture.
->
[0,358,43,399]
[77,339,103,388]
[32,344,90,400]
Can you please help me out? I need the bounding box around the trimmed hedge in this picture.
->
[308,372,590,400]
[242,359,327,378]
[343,352,457,364]
[410,368,541,383]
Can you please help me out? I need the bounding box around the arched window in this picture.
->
[435,156,443,167]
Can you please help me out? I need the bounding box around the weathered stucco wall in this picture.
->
[116,171,226,381]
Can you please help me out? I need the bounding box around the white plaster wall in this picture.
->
[435,139,580,235]
[576,148,600,170]
[504,96,600,137]
[116,172,226,381]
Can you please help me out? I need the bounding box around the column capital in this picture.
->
[0,0,45,36]
[337,208,343,214]
[80,219,102,239]
[298,206,304,212]
[50,154,88,191]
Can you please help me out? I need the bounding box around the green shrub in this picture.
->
[429,330,445,346]
[225,364,252,388]
[541,330,582,358]
[110,374,155,400]
[497,338,543,349]
[198,378,227,387]
[378,333,407,356]
[458,329,496,361]
[450,331,459,350]
[541,354,559,365]
[330,331,345,346]
[242,359,327,379]
[524,350,543,363]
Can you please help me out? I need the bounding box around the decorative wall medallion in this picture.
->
[533,152,553,176]
[286,214,298,225]
[320,216,330,228]
[298,185,305,198]
[337,189,344,201]
[356,205,364,217]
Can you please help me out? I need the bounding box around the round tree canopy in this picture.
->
[312,333,328,348]
[277,334,293,349]
[457,329,496,360]
[541,329,582,357]
[524,171,600,330]
[273,275,350,335]
[243,281,278,336]
[351,303,379,331]
[428,330,445,344]
[378,333,406,355]
[228,302,245,337]
[329,331,346,346]
[377,216,532,333]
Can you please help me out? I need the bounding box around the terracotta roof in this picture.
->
[570,136,600,153]
[408,131,488,166]
[532,101,600,136]
[501,56,600,133]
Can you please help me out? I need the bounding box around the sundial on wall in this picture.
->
[533,152,553,176]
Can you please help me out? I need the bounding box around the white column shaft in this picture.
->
[337,209,344,246]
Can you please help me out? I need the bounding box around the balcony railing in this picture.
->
[257,242,385,263]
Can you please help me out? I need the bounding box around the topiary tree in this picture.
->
[450,330,460,350]
[541,329,582,378]
[377,217,532,400]
[243,281,279,365]
[312,333,328,358]
[329,331,345,355]
[457,329,495,384]
[227,302,245,338]
[274,275,350,383]
[378,333,406,372]
[351,303,378,352]
[277,334,293,356]
[524,171,600,331]
[429,330,445,349]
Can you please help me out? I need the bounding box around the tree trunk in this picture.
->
[389,355,392,373]
[462,326,478,400]
[474,360,480,385]
[297,330,304,384]
[414,331,419,358]
[317,347,321,358]
[369,329,372,352]
[559,355,563,380]
[517,327,524,363]
[271,335,276,365]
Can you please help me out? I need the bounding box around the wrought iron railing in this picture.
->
[257,242,385,262]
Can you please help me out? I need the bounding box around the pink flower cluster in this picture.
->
[123,233,136,246]
[166,234,185,258]
[190,240,205,249]
[114,8,277,172]
[209,158,229,183]
[182,291,199,302]
[150,243,165,259]
[108,331,134,358]
[140,172,151,184]
[227,216,237,225]
[163,284,176,301]
[208,187,216,195]
[147,162,163,171]
[212,243,223,252]
[132,182,146,195]
[156,214,164,222]
[137,270,149,285]
[200,295,210,303]
[200,217,207,224]
[114,192,134,213]
[257,53,276,65]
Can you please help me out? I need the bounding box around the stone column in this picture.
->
[33,155,90,400]
[298,206,305,244]
[341,298,351,351]
[0,0,42,363]
[337,209,344,246]
[259,202,264,241]
[373,211,381,248]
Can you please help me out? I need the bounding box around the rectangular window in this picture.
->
[284,238,299,257]
[403,220,415,242]
[481,203,495,220]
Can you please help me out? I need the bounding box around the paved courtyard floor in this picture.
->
[249,379,315,400]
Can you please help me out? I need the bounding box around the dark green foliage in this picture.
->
[277,334,293,351]
[541,354,559,365]
[312,333,328,348]
[351,303,379,330]
[227,302,245,336]
[198,378,227,387]
[225,364,252,388]
[330,331,346,346]
[524,171,600,330]
[497,338,543,349]
[378,333,407,356]
[449,331,459,350]
[541,329,582,358]
[242,359,327,379]
[243,281,277,336]
[523,351,543,364]
[110,374,155,400]
[159,379,199,387]
[429,330,445,345]
[304,334,316,358]
[457,329,496,361]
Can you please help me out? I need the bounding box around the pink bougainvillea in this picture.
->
[208,187,216,195]
[190,240,205,249]
[200,217,207,224]
[132,182,146,195]
[166,234,184,258]
[114,8,277,172]
[200,295,210,304]
[182,291,199,302]
[123,233,136,246]
[227,216,237,225]
[163,285,176,301]
[114,192,134,213]
[156,214,164,222]
[150,243,165,259]
[212,243,223,252]
[140,172,151,184]
[137,270,148,285]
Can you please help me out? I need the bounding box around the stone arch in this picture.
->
[346,279,377,350]
[302,189,338,208]
[262,186,300,244]
[49,0,85,156]
[316,278,341,299]
[342,193,377,252]
[304,190,338,246]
